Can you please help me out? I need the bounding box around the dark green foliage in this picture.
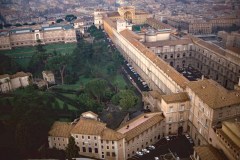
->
[65,15,77,22]
[56,19,64,23]
[4,24,12,28]
[77,93,103,112]
[47,54,72,84]
[87,25,104,40]
[0,54,22,74]
[111,90,138,111]
[3,86,57,157]
[65,136,79,160]
[15,23,22,27]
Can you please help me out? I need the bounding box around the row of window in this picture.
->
[0,45,10,48]
[217,131,239,159]
[75,135,97,140]
[168,104,185,113]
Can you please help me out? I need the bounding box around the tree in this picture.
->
[85,78,108,103]
[47,54,71,85]
[118,90,138,111]
[15,23,22,27]
[65,15,77,22]
[0,54,21,74]
[56,19,64,23]
[65,136,79,160]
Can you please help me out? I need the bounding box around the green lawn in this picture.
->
[0,43,77,69]
[55,98,78,111]
[61,93,77,100]
[112,74,128,90]
[0,43,77,56]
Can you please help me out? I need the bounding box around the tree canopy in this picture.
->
[65,15,77,22]
[65,136,79,160]
[47,54,72,84]
[85,78,108,103]
[111,90,138,111]
[0,54,22,74]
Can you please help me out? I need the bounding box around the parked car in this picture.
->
[147,145,155,150]
[165,136,170,141]
[142,148,150,154]
[136,151,143,156]
[155,157,159,160]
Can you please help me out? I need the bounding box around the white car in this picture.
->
[165,136,170,141]
[147,145,155,150]
[142,148,150,154]
[155,157,159,160]
[136,151,143,156]
[185,134,191,139]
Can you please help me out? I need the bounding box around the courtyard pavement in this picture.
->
[128,135,194,160]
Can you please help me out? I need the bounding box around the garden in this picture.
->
[0,25,142,159]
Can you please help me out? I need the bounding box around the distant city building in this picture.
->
[167,17,240,35]
[218,31,240,52]
[73,16,94,34]
[0,25,77,50]
[0,72,32,93]
[94,6,152,29]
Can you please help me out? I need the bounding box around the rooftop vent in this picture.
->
[144,115,148,118]
[202,86,206,89]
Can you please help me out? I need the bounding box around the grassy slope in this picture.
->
[0,43,77,69]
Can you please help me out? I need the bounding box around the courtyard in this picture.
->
[129,135,194,160]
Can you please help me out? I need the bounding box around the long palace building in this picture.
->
[0,25,77,50]
[48,6,240,160]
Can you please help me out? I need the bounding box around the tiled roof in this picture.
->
[71,118,106,135]
[120,29,189,89]
[117,112,164,141]
[194,145,225,160]
[187,79,240,109]
[0,74,10,79]
[143,39,192,47]
[10,72,32,79]
[103,17,117,29]
[162,92,189,103]
[146,18,175,30]
[190,35,240,64]
[101,128,124,141]
[49,114,125,141]
[149,90,163,100]
[107,12,120,17]
[42,71,54,75]
[48,121,75,138]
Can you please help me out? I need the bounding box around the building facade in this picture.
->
[42,71,55,84]
[48,111,164,160]
[216,121,240,160]
[98,9,240,155]
[0,72,32,92]
[0,25,77,50]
